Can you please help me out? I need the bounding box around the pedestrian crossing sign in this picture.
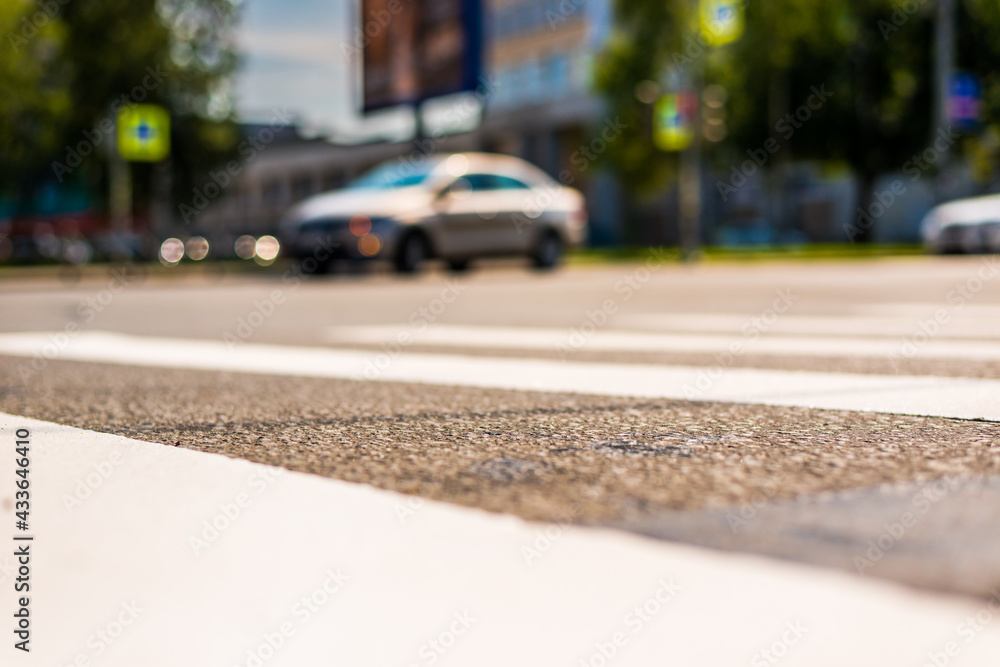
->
[700,0,744,46]
[117,104,170,162]
[653,93,695,152]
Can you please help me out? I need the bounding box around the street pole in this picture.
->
[109,151,132,233]
[678,1,703,262]
[934,0,955,173]
[679,102,702,262]
[413,101,427,154]
[151,159,172,240]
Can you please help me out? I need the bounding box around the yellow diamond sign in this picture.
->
[700,0,744,47]
[653,93,696,152]
[117,104,170,162]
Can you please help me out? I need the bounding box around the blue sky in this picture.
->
[233,0,413,141]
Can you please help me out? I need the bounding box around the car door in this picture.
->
[489,174,538,253]
[435,174,507,257]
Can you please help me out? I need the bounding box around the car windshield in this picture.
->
[348,161,437,190]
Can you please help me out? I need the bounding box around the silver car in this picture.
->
[921,193,1000,254]
[279,152,588,273]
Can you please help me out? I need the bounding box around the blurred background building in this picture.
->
[196,0,623,246]
[4,0,1000,263]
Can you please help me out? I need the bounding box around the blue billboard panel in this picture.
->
[949,72,981,130]
[362,0,483,112]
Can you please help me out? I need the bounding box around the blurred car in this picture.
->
[279,152,588,273]
[921,193,1000,254]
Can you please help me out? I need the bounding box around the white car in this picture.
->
[279,152,588,273]
[921,193,1000,254]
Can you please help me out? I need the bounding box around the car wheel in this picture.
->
[395,233,428,274]
[532,231,562,270]
[447,259,471,273]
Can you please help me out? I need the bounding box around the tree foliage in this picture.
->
[0,1,72,210]
[1,0,241,219]
[594,0,1000,204]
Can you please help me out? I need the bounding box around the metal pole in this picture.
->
[679,117,702,260]
[108,107,132,234]
[934,0,955,167]
[413,102,426,153]
[678,3,703,262]
[109,152,132,233]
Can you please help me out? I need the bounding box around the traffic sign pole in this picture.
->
[673,0,744,261]
[109,153,132,233]
[106,107,132,233]
[934,0,955,173]
[679,50,703,263]
[111,104,170,234]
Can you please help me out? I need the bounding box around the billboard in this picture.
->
[361,0,482,112]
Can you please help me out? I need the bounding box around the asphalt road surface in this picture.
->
[1,255,1000,664]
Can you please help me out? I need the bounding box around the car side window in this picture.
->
[493,176,532,190]
[455,174,499,191]
[449,174,532,192]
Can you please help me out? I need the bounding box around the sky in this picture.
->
[232,0,411,142]
[232,0,477,143]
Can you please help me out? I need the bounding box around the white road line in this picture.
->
[5,412,1000,666]
[616,312,1000,340]
[2,331,1000,421]
[324,322,1000,362]
[853,302,1000,317]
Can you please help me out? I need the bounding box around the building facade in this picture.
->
[192,0,622,245]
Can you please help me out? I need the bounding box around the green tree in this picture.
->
[1,0,241,224]
[0,0,72,217]
[595,0,1000,241]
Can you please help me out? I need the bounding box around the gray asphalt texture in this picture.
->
[627,476,1000,600]
[3,256,1000,599]
[3,354,999,597]
[2,256,1000,377]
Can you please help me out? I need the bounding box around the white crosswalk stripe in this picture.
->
[7,412,1000,667]
[1,330,999,421]
[324,322,1000,361]
[617,310,1000,339]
